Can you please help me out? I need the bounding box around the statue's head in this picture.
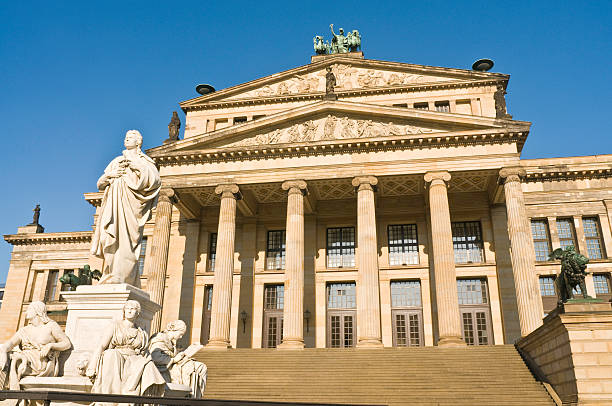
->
[123,300,141,321]
[326,66,332,72]
[26,301,50,324]
[165,320,187,341]
[339,28,344,34]
[124,130,143,150]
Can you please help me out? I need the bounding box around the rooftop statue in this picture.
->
[91,130,161,287]
[549,246,592,304]
[0,301,72,390]
[313,24,361,55]
[166,111,181,143]
[29,204,41,225]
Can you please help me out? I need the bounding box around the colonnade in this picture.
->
[145,168,543,346]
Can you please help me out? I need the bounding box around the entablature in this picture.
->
[4,231,93,246]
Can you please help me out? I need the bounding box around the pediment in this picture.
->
[181,57,508,107]
[150,100,527,156]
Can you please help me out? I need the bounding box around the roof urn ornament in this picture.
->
[165,111,181,144]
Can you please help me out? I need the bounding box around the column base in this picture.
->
[437,336,467,347]
[205,339,232,350]
[277,339,305,350]
[356,338,384,348]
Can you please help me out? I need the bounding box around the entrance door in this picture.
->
[392,309,423,347]
[460,308,491,346]
[262,284,284,348]
[326,282,356,348]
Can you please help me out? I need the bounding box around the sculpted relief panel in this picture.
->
[224,116,440,147]
[226,64,458,99]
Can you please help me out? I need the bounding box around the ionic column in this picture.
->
[278,180,307,350]
[424,171,465,347]
[352,176,383,348]
[499,168,543,336]
[147,188,174,334]
[207,184,240,349]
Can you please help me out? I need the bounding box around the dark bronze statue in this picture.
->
[59,265,102,290]
[30,204,41,225]
[167,111,181,143]
[325,67,336,94]
[549,246,591,303]
[494,85,512,119]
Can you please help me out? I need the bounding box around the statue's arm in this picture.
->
[330,24,336,37]
[86,324,114,377]
[0,334,21,369]
[49,321,72,353]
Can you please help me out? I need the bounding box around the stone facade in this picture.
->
[2,53,612,353]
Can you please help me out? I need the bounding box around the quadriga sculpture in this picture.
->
[149,320,207,398]
[0,301,71,390]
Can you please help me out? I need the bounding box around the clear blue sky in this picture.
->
[1,1,611,282]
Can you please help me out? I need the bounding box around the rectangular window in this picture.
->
[138,237,147,275]
[413,102,429,110]
[266,230,286,270]
[452,221,484,263]
[458,279,492,346]
[531,220,551,262]
[556,219,577,250]
[392,103,408,108]
[390,281,423,347]
[388,224,419,266]
[593,274,611,302]
[253,114,266,120]
[209,233,217,271]
[326,227,356,268]
[435,101,450,113]
[327,282,356,309]
[233,116,248,124]
[326,283,356,348]
[539,276,557,314]
[263,284,284,348]
[45,270,59,302]
[583,217,604,259]
[201,286,213,344]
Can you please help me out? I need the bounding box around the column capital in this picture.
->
[352,175,378,192]
[282,180,308,195]
[158,188,176,204]
[214,183,241,199]
[424,171,451,185]
[499,167,526,184]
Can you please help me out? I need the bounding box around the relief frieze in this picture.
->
[225,116,440,147]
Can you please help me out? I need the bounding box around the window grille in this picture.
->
[388,224,419,265]
[583,217,604,259]
[594,274,611,294]
[539,276,556,297]
[556,219,577,250]
[326,227,355,268]
[233,116,247,123]
[531,220,551,261]
[413,102,429,110]
[209,233,217,271]
[451,221,484,263]
[435,101,450,112]
[264,285,284,310]
[457,279,488,305]
[138,237,147,275]
[45,270,59,302]
[390,280,421,307]
[327,283,356,309]
[266,230,286,270]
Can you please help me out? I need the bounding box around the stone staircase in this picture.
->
[195,345,555,405]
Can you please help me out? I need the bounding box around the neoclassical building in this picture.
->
[2,52,612,350]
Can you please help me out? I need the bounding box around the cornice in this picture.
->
[84,192,103,207]
[523,168,612,183]
[4,231,93,246]
[181,79,504,112]
[153,129,528,167]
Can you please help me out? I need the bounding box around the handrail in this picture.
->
[0,390,381,406]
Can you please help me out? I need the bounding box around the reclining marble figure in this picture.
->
[91,129,161,287]
[149,320,207,398]
[0,301,72,390]
[86,300,166,399]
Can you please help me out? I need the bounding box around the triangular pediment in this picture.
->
[180,57,508,107]
[149,100,529,157]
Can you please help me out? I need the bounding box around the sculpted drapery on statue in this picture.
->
[91,130,161,287]
[0,301,72,390]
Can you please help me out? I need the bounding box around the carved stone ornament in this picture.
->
[352,175,378,191]
[499,167,526,183]
[227,116,438,147]
[424,171,451,185]
[282,180,308,195]
[214,184,240,199]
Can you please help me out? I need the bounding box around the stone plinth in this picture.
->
[517,301,612,405]
[59,284,161,377]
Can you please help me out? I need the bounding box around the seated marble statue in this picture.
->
[86,300,165,399]
[149,320,207,398]
[0,301,71,390]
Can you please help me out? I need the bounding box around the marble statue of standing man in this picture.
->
[91,130,161,287]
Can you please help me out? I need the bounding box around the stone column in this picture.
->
[352,176,383,348]
[206,184,240,349]
[499,168,544,337]
[147,188,175,334]
[278,180,308,349]
[424,171,464,347]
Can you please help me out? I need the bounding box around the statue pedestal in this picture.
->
[59,283,161,377]
[517,301,612,405]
